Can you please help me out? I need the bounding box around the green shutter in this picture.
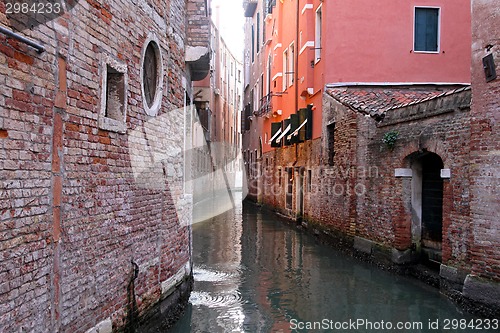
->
[270,122,282,148]
[305,104,313,140]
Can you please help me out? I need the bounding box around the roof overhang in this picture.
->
[244,1,258,17]
[186,46,210,81]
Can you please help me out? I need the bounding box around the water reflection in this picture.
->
[167,195,492,332]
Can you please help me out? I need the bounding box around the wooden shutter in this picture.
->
[270,122,282,147]
[305,104,313,140]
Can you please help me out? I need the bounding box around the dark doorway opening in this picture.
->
[286,168,293,210]
[296,167,304,221]
[420,153,444,266]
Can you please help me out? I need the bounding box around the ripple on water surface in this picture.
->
[193,266,237,283]
[189,290,243,308]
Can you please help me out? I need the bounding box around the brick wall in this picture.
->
[357,90,472,266]
[0,0,201,331]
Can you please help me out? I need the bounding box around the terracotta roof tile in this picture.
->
[325,86,471,116]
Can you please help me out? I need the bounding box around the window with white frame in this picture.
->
[414,7,440,52]
[140,34,164,117]
[266,54,272,95]
[283,48,289,91]
[315,5,322,62]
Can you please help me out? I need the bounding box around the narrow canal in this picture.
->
[167,193,495,332]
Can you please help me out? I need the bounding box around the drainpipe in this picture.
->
[0,25,45,53]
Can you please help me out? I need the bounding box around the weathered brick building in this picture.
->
[0,0,211,332]
[465,0,500,313]
[243,0,499,315]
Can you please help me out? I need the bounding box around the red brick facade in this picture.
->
[0,0,210,332]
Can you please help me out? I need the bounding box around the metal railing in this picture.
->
[254,94,273,117]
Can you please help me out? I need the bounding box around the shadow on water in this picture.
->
[163,195,496,333]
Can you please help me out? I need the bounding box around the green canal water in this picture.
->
[166,193,497,332]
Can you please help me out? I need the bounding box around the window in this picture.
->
[263,18,266,46]
[307,170,312,192]
[254,82,259,112]
[252,25,255,63]
[289,42,294,87]
[105,66,126,121]
[414,7,439,52]
[266,54,272,95]
[257,12,260,53]
[283,48,289,91]
[141,35,164,116]
[98,53,127,133]
[315,5,322,62]
[250,151,253,178]
[143,43,158,107]
[286,168,293,209]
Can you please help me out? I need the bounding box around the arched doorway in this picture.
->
[410,152,444,267]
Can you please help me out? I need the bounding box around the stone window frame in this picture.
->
[140,33,165,117]
[98,53,128,133]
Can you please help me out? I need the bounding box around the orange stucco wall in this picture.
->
[253,0,471,155]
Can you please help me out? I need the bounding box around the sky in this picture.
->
[211,0,245,62]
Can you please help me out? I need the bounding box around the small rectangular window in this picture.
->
[99,54,127,133]
[307,170,312,192]
[257,13,260,53]
[414,7,439,52]
[105,66,125,121]
[327,122,335,166]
